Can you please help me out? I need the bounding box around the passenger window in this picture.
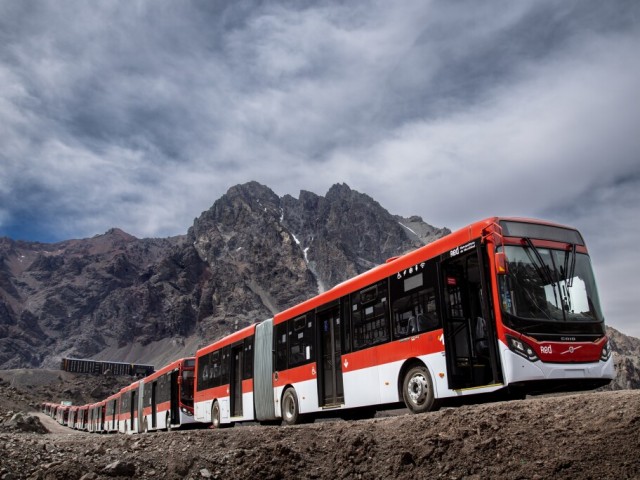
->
[351,280,390,350]
[275,322,288,371]
[288,314,314,368]
[392,287,441,339]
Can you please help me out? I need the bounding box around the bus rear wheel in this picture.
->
[211,401,221,429]
[402,365,437,414]
[281,388,302,426]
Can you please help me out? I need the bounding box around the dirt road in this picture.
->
[1,389,639,480]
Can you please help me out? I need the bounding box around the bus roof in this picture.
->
[143,357,195,382]
[196,323,257,358]
[273,216,581,324]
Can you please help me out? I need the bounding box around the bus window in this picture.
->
[275,323,288,371]
[181,370,194,404]
[392,287,440,339]
[243,337,253,380]
[288,314,315,368]
[351,280,390,350]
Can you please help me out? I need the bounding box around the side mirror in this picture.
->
[495,252,508,275]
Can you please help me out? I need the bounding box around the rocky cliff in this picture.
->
[0,182,447,369]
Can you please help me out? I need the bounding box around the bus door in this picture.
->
[441,241,501,390]
[130,391,136,431]
[170,370,179,424]
[317,304,344,407]
[230,343,244,417]
[151,381,157,428]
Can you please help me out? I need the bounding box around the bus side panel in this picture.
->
[194,399,213,423]
[292,379,319,415]
[342,366,380,408]
[219,396,231,423]
[241,391,255,421]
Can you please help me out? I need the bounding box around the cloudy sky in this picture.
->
[1,1,639,336]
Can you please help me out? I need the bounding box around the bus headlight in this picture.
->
[181,407,193,416]
[506,335,539,362]
[600,340,612,361]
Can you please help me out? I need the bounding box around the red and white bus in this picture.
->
[55,404,70,426]
[104,391,120,433]
[195,217,614,425]
[117,381,141,434]
[88,401,105,433]
[194,326,256,427]
[140,357,197,432]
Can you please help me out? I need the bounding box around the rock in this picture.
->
[102,461,136,477]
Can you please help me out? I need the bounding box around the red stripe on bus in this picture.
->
[342,331,444,373]
[274,362,317,387]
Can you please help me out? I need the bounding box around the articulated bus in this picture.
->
[88,401,105,433]
[194,326,256,427]
[117,381,141,434]
[195,217,614,426]
[104,391,120,432]
[140,357,197,432]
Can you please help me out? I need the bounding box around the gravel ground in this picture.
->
[0,369,638,480]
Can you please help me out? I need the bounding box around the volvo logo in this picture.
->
[560,337,577,342]
[561,346,582,355]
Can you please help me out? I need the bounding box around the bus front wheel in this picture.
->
[402,365,437,414]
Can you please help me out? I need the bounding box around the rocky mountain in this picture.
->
[0,182,447,369]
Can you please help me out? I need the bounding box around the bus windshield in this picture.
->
[499,245,604,324]
[181,370,194,406]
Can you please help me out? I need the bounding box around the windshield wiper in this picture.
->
[559,243,577,313]
[523,238,556,286]
[567,243,576,288]
[522,237,561,314]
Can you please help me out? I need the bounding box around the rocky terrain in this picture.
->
[0,369,638,480]
[0,182,448,370]
[606,326,640,390]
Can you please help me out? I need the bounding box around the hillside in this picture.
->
[0,371,638,479]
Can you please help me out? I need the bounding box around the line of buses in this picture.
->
[42,217,615,432]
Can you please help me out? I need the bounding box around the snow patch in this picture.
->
[399,222,418,236]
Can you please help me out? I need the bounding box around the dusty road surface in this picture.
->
[0,389,639,480]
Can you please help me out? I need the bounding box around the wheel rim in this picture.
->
[284,394,294,421]
[213,404,220,427]
[284,392,296,421]
[407,372,428,406]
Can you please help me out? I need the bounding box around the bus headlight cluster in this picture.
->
[181,407,193,416]
[506,335,539,362]
[600,340,612,361]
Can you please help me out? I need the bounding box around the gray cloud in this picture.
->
[0,0,638,335]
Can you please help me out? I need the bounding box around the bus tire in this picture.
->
[281,388,302,426]
[211,401,221,429]
[402,365,437,414]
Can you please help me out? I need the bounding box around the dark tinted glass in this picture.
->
[500,221,584,245]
